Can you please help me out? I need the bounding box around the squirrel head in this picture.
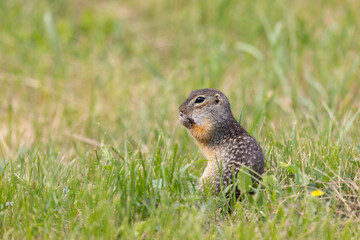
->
[179,88,234,142]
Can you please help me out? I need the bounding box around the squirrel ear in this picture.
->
[215,94,221,104]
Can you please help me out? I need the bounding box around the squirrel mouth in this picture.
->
[179,112,195,128]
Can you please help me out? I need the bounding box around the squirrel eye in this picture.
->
[195,97,205,103]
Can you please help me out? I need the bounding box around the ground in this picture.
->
[1,0,360,239]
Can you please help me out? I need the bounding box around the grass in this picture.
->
[1,0,360,239]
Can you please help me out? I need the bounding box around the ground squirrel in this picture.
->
[179,88,264,196]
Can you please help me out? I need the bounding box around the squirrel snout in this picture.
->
[179,112,194,128]
[179,105,184,113]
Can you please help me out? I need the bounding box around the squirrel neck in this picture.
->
[208,116,247,146]
[194,116,247,163]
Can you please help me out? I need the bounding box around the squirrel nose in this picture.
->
[179,104,186,113]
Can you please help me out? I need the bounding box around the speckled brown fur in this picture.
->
[179,89,264,196]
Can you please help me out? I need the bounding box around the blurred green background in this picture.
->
[1,0,360,239]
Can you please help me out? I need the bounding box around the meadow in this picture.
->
[1,0,360,239]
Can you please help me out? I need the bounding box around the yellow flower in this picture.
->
[311,190,325,197]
